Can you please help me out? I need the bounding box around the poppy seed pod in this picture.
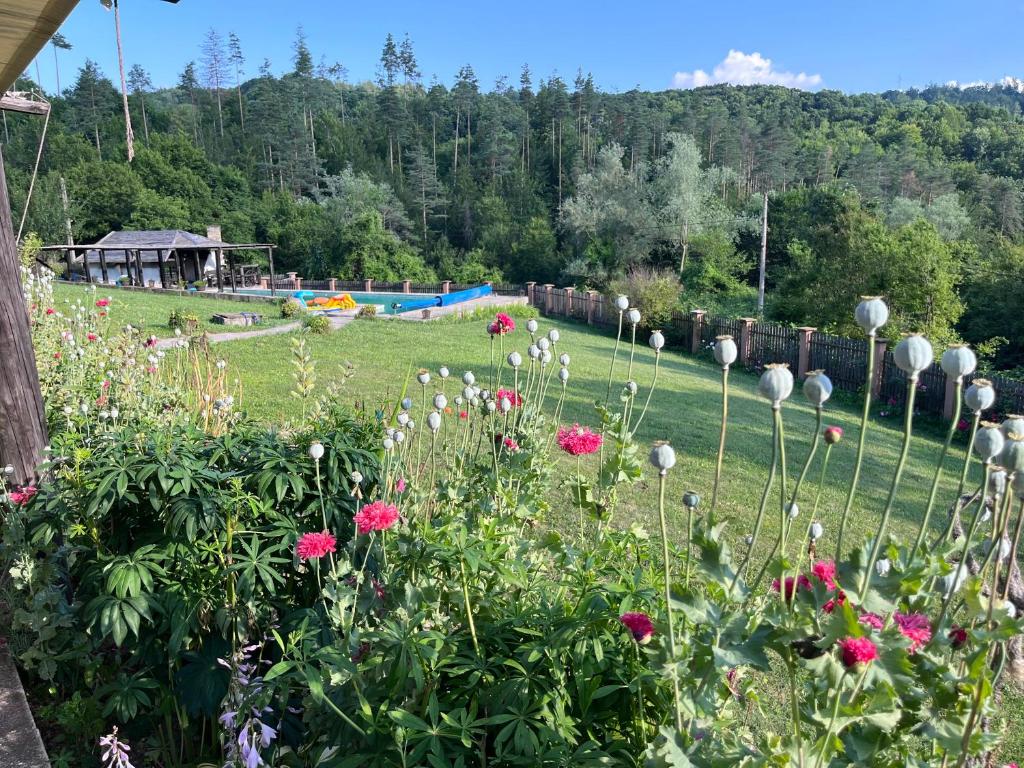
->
[988,468,1008,497]
[500,397,512,413]
[682,490,700,509]
[787,502,800,520]
[1001,415,1024,438]
[463,371,475,386]
[998,435,1024,474]
[802,371,833,407]
[810,521,824,541]
[559,367,570,383]
[394,430,405,444]
[649,330,665,351]
[537,337,550,351]
[626,380,638,395]
[541,350,552,366]
[649,441,676,473]
[526,319,538,334]
[433,393,448,411]
[549,329,560,343]
[383,437,395,451]
[480,389,491,401]
[940,344,977,380]
[559,353,570,366]
[470,396,480,407]
[508,351,523,368]
[462,386,475,401]
[427,412,441,432]
[528,345,541,360]
[627,308,641,325]
[417,369,431,386]
[439,366,450,379]
[486,401,497,413]
[350,470,363,484]
[974,423,1006,463]
[407,419,415,431]
[965,379,996,413]
[397,412,410,426]
[854,296,889,335]
[893,334,933,376]
[615,295,629,311]
[758,364,794,407]
[714,335,738,368]
[308,442,325,461]
[402,397,413,410]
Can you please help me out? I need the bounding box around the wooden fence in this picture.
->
[525,282,1024,421]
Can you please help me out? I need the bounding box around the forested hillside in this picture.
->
[5,29,1024,370]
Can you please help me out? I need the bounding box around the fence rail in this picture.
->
[524,282,1024,421]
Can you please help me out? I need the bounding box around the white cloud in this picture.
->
[672,50,822,90]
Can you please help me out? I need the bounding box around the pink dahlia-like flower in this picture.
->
[45,308,55,315]
[95,298,110,308]
[771,574,812,601]
[824,426,843,445]
[459,410,468,420]
[87,333,98,342]
[893,612,932,652]
[811,560,837,589]
[503,437,520,452]
[822,590,847,614]
[495,388,523,407]
[619,612,655,644]
[557,424,603,456]
[948,624,968,649]
[296,530,336,560]
[354,500,400,534]
[8,486,38,506]
[859,612,885,630]
[488,312,515,336]
[838,636,878,668]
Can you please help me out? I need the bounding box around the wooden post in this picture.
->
[739,317,755,367]
[81,247,91,283]
[215,248,224,292]
[586,290,597,324]
[872,338,888,398]
[0,146,48,484]
[193,251,201,284]
[64,246,73,278]
[174,250,183,287]
[564,286,574,317]
[526,281,536,305]
[156,248,167,289]
[441,280,451,294]
[544,284,554,314]
[98,247,109,284]
[690,309,706,354]
[402,279,411,294]
[227,249,237,292]
[328,278,337,292]
[267,247,276,297]
[796,327,816,379]
[757,191,768,315]
[363,278,373,292]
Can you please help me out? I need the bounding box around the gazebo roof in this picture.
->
[94,229,229,250]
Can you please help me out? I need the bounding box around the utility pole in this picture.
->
[59,176,74,246]
[757,191,768,316]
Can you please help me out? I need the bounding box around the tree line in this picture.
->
[4,28,1024,370]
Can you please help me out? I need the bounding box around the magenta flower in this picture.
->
[495,388,523,407]
[811,560,837,589]
[619,612,655,644]
[396,476,406,493]
[488,312,516,336]
[557,424,603,456]
[859,612,885,630]
[838,636,878,668]
[8,485,37,506]
[893,612,932,652]
[771,574,812,601]
[296,530,337,560]
[354,500,400,534]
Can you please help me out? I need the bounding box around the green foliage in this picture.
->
[18,232,43,270]
[303,313,331,334]
[167,308,200,331]
[280,297,305,318]
[355,304,377,319]
[608,266,682,331]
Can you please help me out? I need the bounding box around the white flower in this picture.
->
[216,359,226,370]
[308,442,325,460]
[110,408,119,419]
[350,470,363,484]
[875,558,891,577]
[79,402,89,414]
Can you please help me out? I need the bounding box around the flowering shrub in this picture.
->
[3,288,1023,768]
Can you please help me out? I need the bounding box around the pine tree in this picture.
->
[228,32,246,133]
[406,143,446,243]
[378,34,403,173]
[201,28,226,138]
[127,64,152,145]
[178,61,202,145]
[399,34,420,85]
[50,32,71,95]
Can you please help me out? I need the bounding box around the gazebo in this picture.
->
[42,227,280,294]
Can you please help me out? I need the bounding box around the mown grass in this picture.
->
[210,312,1024,758]
[52,283,289,338]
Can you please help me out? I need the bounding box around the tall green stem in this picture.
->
[860,377,918,598]
[711,366,730,512]
[656,471,684,733]
[836,333,878,560]
[733,408,778,593]
[632,349,660,433]
[937,412,982,546]
[1003,499,1024,602]
[913,380,963,555]
[605,310,624,403]
[460,558,480,655]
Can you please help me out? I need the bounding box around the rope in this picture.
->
[15,91,51,243]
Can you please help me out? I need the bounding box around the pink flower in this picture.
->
[811,560,837,589]
[459,410,468,420]
[146,366,158,374]
[771,575,812,601]
[371,577,386,600]
[396,476,406,493]
[144,336,158,348]
[557,424,603,456]
[619,612,654,644]
[354,500,400,534]
[822,590,847,614]
[957,418,970,431]
[838,636,878,668]
[488,312,515,335]
[296,530,336,560]
[503,437,520,452]
[8,486,38,506]
[87,333,98,342]
[101,380,111,390]
[893,612,932,652]
[948,625,968,649]
[859,612,885,630]
[495,388,523,407]
[95,298,110,308]
[824,426,843,445]
[45,308,55,315]
[53,352,61,360]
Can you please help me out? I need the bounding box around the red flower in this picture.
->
[557,424,603,456]
[503,437,520,452]
[948,625,968,649]
[296,530,337,560]
[488,312,516,335]
[838,636,878,668]
[893,612,932,652]
[96,394,108,407]
[823,590,847,614]
[146,366,158,374]
[87,333,98,342]
[95,298,110,308]
[771,574,812,601]
[99,311,107,318]
[459,410,468,420]
[354,500,400,534]
[8,486,38,506]
[811,560,837,589]
[45,308,55,315]
[824,426,843,445]
[144,336,158,348]
[957,418,970,431]
[101,380,111,390]
[371,577,386,600]
[495,388,523,407]
[53,352,61,360]
[619,612,655,644]
[859,612,885,630]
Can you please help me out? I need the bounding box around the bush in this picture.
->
[191,279,207,291]
[608,266,681,330]
[303,313,331,334]
[167,308,200,331]
[356,304,377,319]
[280,297,305,318]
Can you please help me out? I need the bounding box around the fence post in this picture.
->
[942,372,957,421]
[544,284,554,314]
[586,290,596,324]
[441,280,451,294]
[363,278,373,292]
[328,278,337,292]
[739,317,755,366]
[526,282,536,305]
[402,280,412,294]
[690,309,706,355]
[564,287,574,317]
[259,277,269,289]
[797,327,816,378]
[295,277,302,290]
[872,338,888,398]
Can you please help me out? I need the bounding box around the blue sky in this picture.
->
[34,0,1024,95]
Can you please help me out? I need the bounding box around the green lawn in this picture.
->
[182,312,1024,758]
[52,283,290,338]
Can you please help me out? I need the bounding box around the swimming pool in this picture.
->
[238,285,491,315]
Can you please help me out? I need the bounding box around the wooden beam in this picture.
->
[267,246,276,297]
[156,248,166,289]
[215,248,224,293]
[135,249,144,287]
[81,246,90,283]
[98,247,108,284]
[63,246,72,278]
[0,92,50,116]
[227,248,237,292]
[174,249,183,287]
